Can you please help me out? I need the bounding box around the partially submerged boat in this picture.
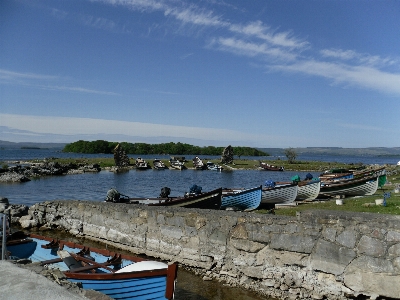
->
[2,230,178,300]
[221,186,262,211]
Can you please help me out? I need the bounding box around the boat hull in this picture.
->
[261,184,298,204]
[130,188,222,210]
[319,175,379,197]
[221,186,262,211]
[296,180,321,201]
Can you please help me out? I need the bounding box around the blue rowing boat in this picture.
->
[221,185,262,211]
[4,233,177,300]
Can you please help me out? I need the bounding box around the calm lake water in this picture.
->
[1,149,398,300]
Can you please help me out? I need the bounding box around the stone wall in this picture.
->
[19,201,400,300]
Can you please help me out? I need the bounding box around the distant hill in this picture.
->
[257,147,400,156]
[0,140,66,149]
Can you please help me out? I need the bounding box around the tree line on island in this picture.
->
[63,140,269,157]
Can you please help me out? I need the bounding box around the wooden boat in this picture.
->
[319,166,385,182]
[135,157,148,170]
[192,156,206,170]
[206,161,223,171]
[318,174,380,198]
[259,162,284,171]
[276,174,321,201]
[3,233,178,300]
[296,180,321,201]
[129,187,223,209]
[153,159,167,170]
[169,158,185,170]
[261,182,298,204]
[221,186,262,211]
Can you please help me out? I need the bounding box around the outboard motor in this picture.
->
[189,184,202,195]
[106,188,120,202]
[265,180,276,188]
[291,175,301,183]
[160,187,171,198]
[305,173,314,180]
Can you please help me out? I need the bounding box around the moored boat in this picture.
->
[169,158,185,170]
[261,181,298,204]
[276,174,321,201]
[129,187,223,209]
[153,159,167,170]
[296,179,321,201]
[259,161,284,171]
[319,166,385,182]
[206,161,223,171]
[135,157,148,170]
[318,174,380,198]
[221,185,262,211]
[192,156,206,170]
[2,232,178,300]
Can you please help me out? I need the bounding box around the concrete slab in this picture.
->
[0,260,87,300]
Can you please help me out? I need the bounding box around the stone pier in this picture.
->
[18,200,400,300]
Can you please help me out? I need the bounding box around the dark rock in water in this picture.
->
[113,144,130,167]
[221,145,234,164]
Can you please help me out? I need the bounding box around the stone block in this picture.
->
[357,235,386,257]
[388,243,400,258]
[231,223,248,239]
[387,230,400,242]
[209,229,228,245]
[310,239,356,275]
[336,229,357,248]
[344,257,400,299]
[242,266,264,279]
[255,246,309,268]
[322,227,336,242]
[270,233,316,254]
[160,225,183,240]
[230,238,265,252]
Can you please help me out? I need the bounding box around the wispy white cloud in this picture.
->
[0,69,120,96]
[0,69,58,81]
[229,21,308,49]
[78,14,117,31]
[320,49,400,68]
[208,37,298,61]
[271,60,400,95]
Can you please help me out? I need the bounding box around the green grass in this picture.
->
[258,191,400,217]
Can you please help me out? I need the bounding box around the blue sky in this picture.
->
[1,0,399,148]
